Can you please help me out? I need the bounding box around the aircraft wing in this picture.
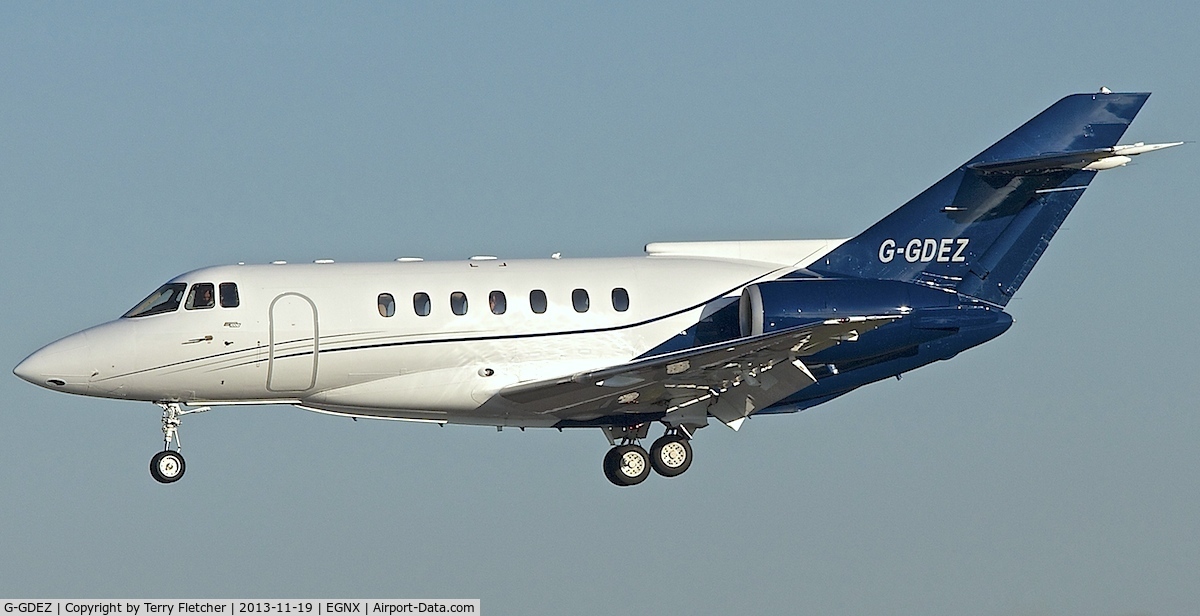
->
[496,315,901,429]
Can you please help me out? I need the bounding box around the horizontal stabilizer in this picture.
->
[969,141,1183,174]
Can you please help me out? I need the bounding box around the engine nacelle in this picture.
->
[738,278,955,337]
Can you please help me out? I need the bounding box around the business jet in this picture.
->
[14,90,1180,486]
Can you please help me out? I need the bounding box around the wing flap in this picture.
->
[495,315,900,424]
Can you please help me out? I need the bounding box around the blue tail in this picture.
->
[807,92,1150,306]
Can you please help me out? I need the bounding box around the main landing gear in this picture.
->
[602,427,695,487]
[603,443,651,486]
[150,402,209,484]
[649,432,692,477]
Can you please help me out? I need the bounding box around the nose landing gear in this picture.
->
[150,449,185,483]
[150,402,209,484]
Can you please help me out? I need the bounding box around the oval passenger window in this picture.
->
[413,292,431,317]
[489,291,506,315]
[451,292,468,316]
[530,290,547,314]
[572,288,589,313]
[378,293,395,317]
[612,287,629,312]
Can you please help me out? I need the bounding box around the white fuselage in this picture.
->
[16,240,844,427]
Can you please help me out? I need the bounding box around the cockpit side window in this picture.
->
[185,283,216,310]
[219,283,239,308]
[123,283,188,318]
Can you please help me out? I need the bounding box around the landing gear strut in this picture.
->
[150,402,208,484]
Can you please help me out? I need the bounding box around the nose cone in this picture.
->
[12,356,37,384]
[13,331,94,393]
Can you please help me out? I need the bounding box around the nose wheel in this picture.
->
[150,402,208,484]
[150,450,186,483]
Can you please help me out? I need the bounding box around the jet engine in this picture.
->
[738,278,955,337]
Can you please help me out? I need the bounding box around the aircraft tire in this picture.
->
[602,447,622,484]
[150,450,186,484]
[603,444,650,486]
[649,434,692,477]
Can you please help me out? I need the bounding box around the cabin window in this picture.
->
[572,288,590,313]
[450,291,468,316]
[123,283,187,318]
[529,289,547,314]
[185,283,216,310]
[378,293,395,317]
[612,287,629,312]
[413,292,431,317]
[219,282,240,308]
[489,290,506,315]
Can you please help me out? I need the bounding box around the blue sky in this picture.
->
[2,3,1198,615]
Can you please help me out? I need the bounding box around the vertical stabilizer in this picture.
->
[807,92,1151,306]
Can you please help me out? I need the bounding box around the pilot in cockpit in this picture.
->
[196,286,214,309]
[186,284,216,310]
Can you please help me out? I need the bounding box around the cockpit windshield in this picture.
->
[123,283,187,318]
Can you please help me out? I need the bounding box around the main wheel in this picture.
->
[150,450,186,484]
[650,434,692,477]
[603,444,651,486]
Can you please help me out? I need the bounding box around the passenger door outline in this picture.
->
[267,293,319,392]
